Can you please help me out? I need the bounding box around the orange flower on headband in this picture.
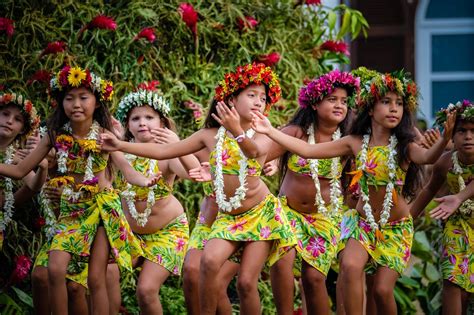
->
[214,63,281,110]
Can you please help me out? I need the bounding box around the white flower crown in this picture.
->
[115,89,170,122]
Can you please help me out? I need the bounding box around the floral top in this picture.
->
[354,146,406,189]
[122,156,172,201]
[209,134,262,177]
[54,134,108,174]
[287,154,341,179]
[446,159,474,194]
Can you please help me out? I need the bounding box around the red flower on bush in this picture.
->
[320,40,350,56]
[0,84,5,91]
[257,52,281,67]
[178,3,198,37]
[134,27,156,43]
[136,80,160,91]
[0,18,14,37]
[305,0,322,5]
[27,70,52,85]
[79,15,117,38]
[40,41,66,57]
[34,216,46,230]
[11,255,32,283]
[237,16,258,31]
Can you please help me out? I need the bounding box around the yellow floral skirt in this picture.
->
[188,212,212,251]
[209,194,296,266]
[280,196,339,276]
[339,209,413,274]
[50,189,143,272]
[34,241,88,288]
[441,213,474,293]
[137,213,189,276]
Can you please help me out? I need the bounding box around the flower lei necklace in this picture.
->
[451,151,474,215]
[0,143,17,232]
[307,124,342,216]
[56,121,100,201]
[121,153,157,227]
[359,134,398,231]
[214,126,255,212]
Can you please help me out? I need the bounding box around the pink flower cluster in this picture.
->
[298,69,360,108]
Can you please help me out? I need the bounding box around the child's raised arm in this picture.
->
[430,179,474,220]
[110,151,159,187]
[0,136,51,180]
[251,111,353,159]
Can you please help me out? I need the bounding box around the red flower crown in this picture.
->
[0,92,40,135]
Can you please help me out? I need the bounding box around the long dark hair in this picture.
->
[350,100,421,199]
[279,96,354,190]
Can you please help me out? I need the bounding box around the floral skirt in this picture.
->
[50,189,143,272]
[34,241,88,288]
[188,212,211,251]
[281,197,339,276]
[209,194,296,266]
[441,213,474,292]
[137,213,189,276]
[340,209,413,274]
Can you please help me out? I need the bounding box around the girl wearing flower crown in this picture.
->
[114,86,201,313]
[0,66,159,315]
[99,63,296,314]
[263,69,359,314]
[411,100,474,314]
[251,67,455,315]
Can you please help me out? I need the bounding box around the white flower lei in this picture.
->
[121,153,157,226]
[451,151,474,215]
[39,190,58,240]
[307,124,342,216]
[359,134,398,230]
[0,144,16,232]
[213,126,255,212]
[59,121,100,202]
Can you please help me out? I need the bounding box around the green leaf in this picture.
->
[0,291,23,314]
[337,10,351,39]
[397,275,420,289]
[136,8,158,19]
[11,286,33,308]
[327,11,337,31]
[424,262,441,282]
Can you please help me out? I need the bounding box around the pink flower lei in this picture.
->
[298,69,360,109]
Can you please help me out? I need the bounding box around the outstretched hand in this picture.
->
[150,128,180,144]
[421,128,441,149]
[263,160,279,176]
[251,111,272,134]
[98,132,121,152]
[146,172,163,187]
[211,101,241,133]
[443,112,456,139]
[430,195,461,220]
[189,162,212,182]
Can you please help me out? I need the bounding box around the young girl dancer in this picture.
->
[251,67,455,315]
[114,86,200,313]
[99,63,296,314]
[266,70,359,314]
[411,100,474,315]
[0,66,158,315]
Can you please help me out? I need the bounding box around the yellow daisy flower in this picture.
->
[68,67,87,87]
[49,176,75,188]
[77,139,99,153]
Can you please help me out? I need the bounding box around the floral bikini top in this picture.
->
[54,134,108,174]
[209,133,262,177]
[355,146,406,189]
[446,160,474,194]
[287,154,342,178]
[126,155,172,201]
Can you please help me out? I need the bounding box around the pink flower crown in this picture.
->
[214,63,281,112]
[0,92,40,135]
[49,65,114,103]
[298,69,360,109]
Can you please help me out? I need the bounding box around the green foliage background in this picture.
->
[0,1,448,314]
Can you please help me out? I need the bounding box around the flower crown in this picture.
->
[115,88,171,122]
[392,70,419,113]
[435,100,474,127]
[214,63,281,111]
[298,69,360,109]
[352,67,405,111]
[0,92,40,135]
[49,66,114,103]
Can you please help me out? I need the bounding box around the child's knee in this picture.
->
[67,281,86,298]
[340,257,365,276]
[32,267,49,287]
[236,273,257,296]
[136,282,159,304]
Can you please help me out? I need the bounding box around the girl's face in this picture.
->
[63,87,98,123]
[313,88,348,126]
[127,105,162,143]
[370,91,404,129]
[453,121,474,155]
[229,84,267,121]
[0,105,25,141]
